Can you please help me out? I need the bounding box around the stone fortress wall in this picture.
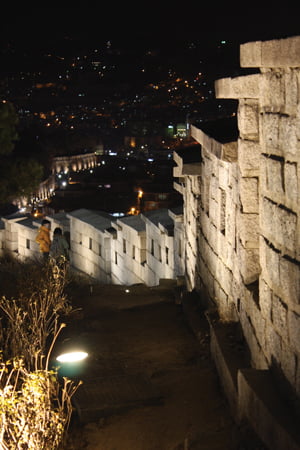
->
[1,34,300,449]
[174,35,300,449]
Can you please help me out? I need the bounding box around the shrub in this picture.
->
[0,258,81,449]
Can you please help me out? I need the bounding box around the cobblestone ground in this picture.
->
[62,282,262,450]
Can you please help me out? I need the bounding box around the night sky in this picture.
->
[2,5,300,51]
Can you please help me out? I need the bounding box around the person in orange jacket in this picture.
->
[35,219,51,261]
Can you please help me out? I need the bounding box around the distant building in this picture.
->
[0,206,183,288]
[142,207,184,286]
[67,209,114,282]
[110,215,147,285]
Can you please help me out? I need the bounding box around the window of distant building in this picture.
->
[89,237,93,250]
[132,245,136,260]
[151,239,154,256]
[165,246,169,265]
[115,251,118,265]
[158,193,167,200]
[178,239,182,257]
[98,243,102,256]
[123,238,126,253]
[158,245,162,262]
[26,239,30,250]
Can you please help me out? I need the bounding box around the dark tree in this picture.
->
[0,101,43,206]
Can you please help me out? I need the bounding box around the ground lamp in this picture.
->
[55,349,88,378]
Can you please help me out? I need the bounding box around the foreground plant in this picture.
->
[0,355,81,449]
[0,259,83,448]
[0,260,75,370]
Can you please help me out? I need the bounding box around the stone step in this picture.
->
[73,374,162,423]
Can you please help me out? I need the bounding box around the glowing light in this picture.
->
[56,351,88,363]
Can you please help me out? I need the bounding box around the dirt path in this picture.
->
[63,284,255,450]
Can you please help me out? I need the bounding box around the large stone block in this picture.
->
[279,255,300,305]
[240,40,262,67]
[262,37,300,68]
[238,139,260,177]
[218,163,229,189]
[263,156,285,197]
[284,162,298,205]
[259,277,272,322]
[261,197,297,256]
[246,298,267,352]
[239,307,268,369]
[237,212,259,248]
[240,177,259,213]
[260,236,280,289]
[279,116,298,159]
[271,294,288,343]
[224,197,236,248]
[215,73,260,99]
[237,242,260,285]
[260,69,285,113]
[241,36,300,68]
[216,257,233,297]
[260,113,280,154]
[209,174,219,201]
[238,100,259,140]
[280,344,297,390]
[288,310,300,354]
[284,69,299,116]
[209,197,219,228]
[265,325,282,366]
